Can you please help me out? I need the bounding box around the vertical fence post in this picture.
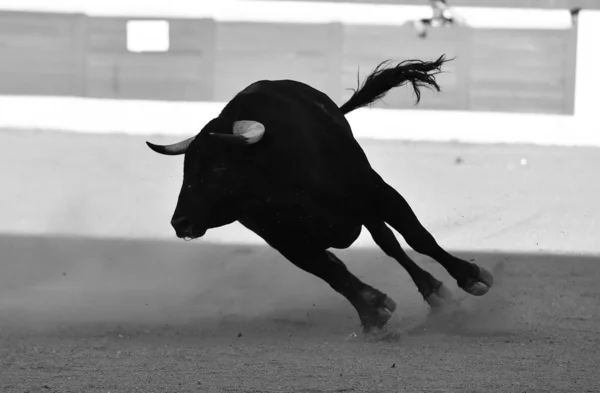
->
[73,13,89,98]
[563,8,579,115]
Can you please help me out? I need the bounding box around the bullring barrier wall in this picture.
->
[0,6,583,114]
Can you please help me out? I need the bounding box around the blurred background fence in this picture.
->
[0,7,581,114]
[0,0,599,245]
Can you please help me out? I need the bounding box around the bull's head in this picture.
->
[146,118,266,239]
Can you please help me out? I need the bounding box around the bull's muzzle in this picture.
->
[171,215,204,239]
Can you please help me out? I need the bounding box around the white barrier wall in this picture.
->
[1,96,599,147]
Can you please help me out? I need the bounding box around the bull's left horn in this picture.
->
[209,120,265,145]
[146,136,195,156]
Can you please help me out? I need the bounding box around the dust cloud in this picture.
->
[0,234,354,332]
[1,230,516,341]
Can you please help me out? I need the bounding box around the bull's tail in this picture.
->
[339,55,449,115]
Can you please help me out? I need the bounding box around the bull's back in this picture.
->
[223,79,378,206]
[238,80,353,135]
[232,79,373,167]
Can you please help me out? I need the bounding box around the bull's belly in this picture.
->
[239,205,363,251]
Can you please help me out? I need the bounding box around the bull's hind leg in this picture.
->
[371,176,493,297]
[277,248,396,333]
[364,220,455,308]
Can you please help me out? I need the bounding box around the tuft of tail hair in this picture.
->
[339,55,450,115]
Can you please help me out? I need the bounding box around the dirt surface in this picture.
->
[1,235,600,392]
[1,128,600,392]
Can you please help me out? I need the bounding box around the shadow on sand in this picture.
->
[1,234,599,341]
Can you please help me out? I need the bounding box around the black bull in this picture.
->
[146,55,493,333]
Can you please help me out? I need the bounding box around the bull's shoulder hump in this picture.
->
[239,79,325,98]
[239,80,272,95]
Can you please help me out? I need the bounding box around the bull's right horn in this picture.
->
[146,136,195,156]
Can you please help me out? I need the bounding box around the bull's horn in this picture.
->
[209,120,265,145]
[146,136,195,156]
[233,120,265,144]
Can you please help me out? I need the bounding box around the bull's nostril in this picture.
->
[171,215,206,239]
[171,216,191,234]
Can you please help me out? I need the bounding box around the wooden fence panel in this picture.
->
[0,10,579,115]
[85,17,215,101]
[0,11,85,96]
[214,22,342,103]
[469,29,570,114]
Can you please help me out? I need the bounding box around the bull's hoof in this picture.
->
[364,328,402,343]
[358,291,397,334]
[459,265,494,296]
[424,282,456,309]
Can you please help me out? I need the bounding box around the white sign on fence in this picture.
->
[126,20,170,53]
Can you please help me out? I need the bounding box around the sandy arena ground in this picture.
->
[1,128,599,392]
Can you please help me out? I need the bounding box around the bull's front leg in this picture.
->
[277,247,397,334]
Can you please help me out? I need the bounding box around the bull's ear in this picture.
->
[209,120,265,145]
